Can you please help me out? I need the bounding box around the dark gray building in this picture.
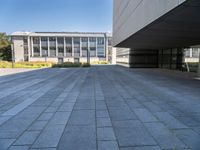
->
[113,0,200,71]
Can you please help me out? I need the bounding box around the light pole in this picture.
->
[87,48,90,64]
[11,43,14,68]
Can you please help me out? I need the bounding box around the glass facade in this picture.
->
[89,37,96,57]
[33,37,40,57]
[65,37,72,57]
[41,37,48,57]
[81,37,88,57]
[74,37,80,57]
[30,34,108,59]
[57,37,64,57]
[97,37,105,57]
[49,37,56,57]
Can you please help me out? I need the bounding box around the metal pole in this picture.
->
[87,37,90,64]
[11,43,14,68]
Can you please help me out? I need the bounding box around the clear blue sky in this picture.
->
[0,0,113,34]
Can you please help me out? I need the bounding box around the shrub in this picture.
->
[188,62,198,73]
[52,62,90,68]
[91,61,108,65]
[0,61,52,68]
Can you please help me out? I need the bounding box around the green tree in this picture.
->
[0,33,11,61]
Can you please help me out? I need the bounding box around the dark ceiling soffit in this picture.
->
[115,0,200,50]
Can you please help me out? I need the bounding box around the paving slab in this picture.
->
[0,66,199,150]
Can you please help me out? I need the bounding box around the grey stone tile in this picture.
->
[8,146,30,150]
[114,126,156,147]
[109,108,137,121]
[97,117,112,127]
[96,103,107,110]
[112,120,142,128]
[144,122,187,149]
[37,113,54,121]
[97,127,116,140]
[0,131,19,139]
[14,131,40,145]
[126,99,143,108]
[0,116,12,126]
[96,110,110,118]
[120,146,161,150]
[174,129,200,150]
[57,126,96,150]
[0,139,15,150]
[48,111,71,125]
[133,108,158,122]
[74,102,95,110]
[98,141,119,150]
[68,110,95,126]
[30,148,56,150]
[28,121,48,131]
[114,127,156,147]
[32,125,65,148]
[175,116,200,127]
[45,107,58,113]
[142,101,162,112]
[154,112,188,129]
[57,103,74,112]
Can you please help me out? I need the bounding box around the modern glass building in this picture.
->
[113,0,200,71]
[11,32,113,63]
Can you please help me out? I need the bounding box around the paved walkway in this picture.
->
[0,66,200,150]
[0,68,40,76]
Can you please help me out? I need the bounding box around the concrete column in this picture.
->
[56,37,58,57]
[27,36,31,60]
[112,47,117,64]
[198,48,200,76]
[64,37,66,57]
[104,37,107,59]
[31,37,34,57]
[80,37,82,57]
[190,48,193,57]
[96,37,98,57]
[72,37,74,57]
[47,37,50,57]
[39,37,42,57]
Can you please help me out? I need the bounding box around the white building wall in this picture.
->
[12,37,24,62]
[113,0,186,46]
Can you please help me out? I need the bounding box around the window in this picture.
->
[97,37,105,57]
[33,37,39,44]
[33,37,40,57]
[74,37,80,57]
[184,49,190,57]
[49,37,56,57]
[33,47,40,57]
[89,37,96,57]
[192,48,199,58]
[82,37,88,57]
[108,37,112,46]
[65,37,72,57]
[23,37,28,45]
[97,37,104,45]
[41,37,48,57]
[57,37,64,57]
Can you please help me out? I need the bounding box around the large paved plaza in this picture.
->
[0,66,200,150]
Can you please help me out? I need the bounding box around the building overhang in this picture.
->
[115,0,200,50]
